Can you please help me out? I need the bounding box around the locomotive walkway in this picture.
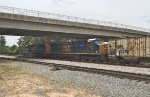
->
[0,55,150,81]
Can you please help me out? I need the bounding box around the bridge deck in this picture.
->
[0,5,150,37]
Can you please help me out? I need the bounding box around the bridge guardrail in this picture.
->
[0,5,150,33]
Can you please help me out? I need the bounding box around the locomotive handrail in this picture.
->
[0,5,150,33]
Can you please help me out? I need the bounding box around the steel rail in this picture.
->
[0,56,150,82]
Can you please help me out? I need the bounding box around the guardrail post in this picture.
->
[58,15,60,20]
[37,12,40,22]
[83,18,86,27]
[97,20,100,29]
[25,11,27,16]
[48,13,51,19]
[12,8,15,14]
[67,16,70,21]
[38,13,39,17]
[75,17,77,22]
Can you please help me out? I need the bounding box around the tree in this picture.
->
[7,45,19,55]
[0,35,6,54]
[0,35,6,47]
[17,36,72,54]
[17,36,47,54]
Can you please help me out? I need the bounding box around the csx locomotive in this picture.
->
[23,39,108,62]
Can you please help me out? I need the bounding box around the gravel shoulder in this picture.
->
[0,59,102,97]
[0,59,150,97]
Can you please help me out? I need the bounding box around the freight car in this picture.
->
[108,37,150,64]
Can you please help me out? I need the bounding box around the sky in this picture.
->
[1,0,150,46]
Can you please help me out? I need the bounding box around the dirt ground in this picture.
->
[0,60,102,97]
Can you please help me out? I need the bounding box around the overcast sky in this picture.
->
[1,0,150,46]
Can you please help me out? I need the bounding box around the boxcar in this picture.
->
[108,37,150,63]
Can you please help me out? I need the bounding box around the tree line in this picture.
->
[0,35,72,55]
[0,35,20,55]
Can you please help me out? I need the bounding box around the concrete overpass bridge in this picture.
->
[0,5,150,39]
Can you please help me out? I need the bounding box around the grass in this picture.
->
[0,60,103,97]
[0,64,27,74]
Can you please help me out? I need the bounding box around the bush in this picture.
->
[0,45,20,56]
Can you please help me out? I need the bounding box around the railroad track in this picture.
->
[0,55,150,82]
[48,64,150,82]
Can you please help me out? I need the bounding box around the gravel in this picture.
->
[14,61,150,97]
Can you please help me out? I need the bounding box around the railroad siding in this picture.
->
[128,38,135,57]
[108,40,116,55]
[118,37,147,57]
[140,37,146,57]
[45,43,51,56]
[135,38,139,57]
[146,37,150,57]
[128,37,147,57]
[116,39,128,56]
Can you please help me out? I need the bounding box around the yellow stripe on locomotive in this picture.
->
[62,44,71,53]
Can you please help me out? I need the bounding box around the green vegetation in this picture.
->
[1,65,21,73]
[4,45,20,55]
[17,36,46,54]
[0,35,20,55]
[0,63,27,74]
[17,36,71,54]
[0,35,6,54]
[0,35,72,55]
